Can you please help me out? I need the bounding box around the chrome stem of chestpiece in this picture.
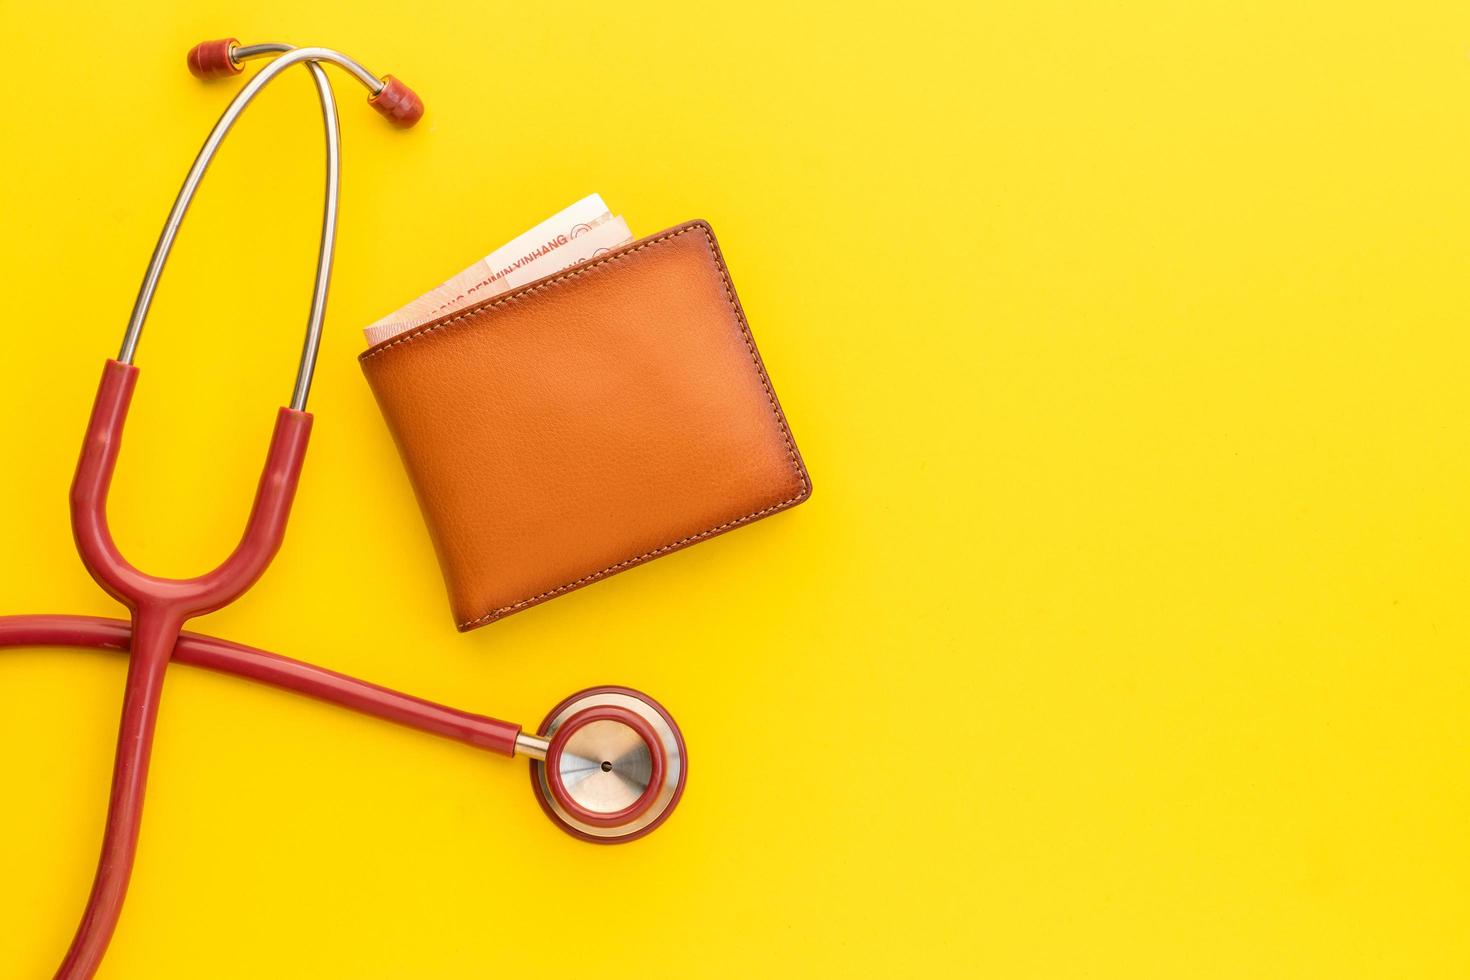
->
[515,731,552,761]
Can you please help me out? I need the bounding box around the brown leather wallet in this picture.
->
[360,220,812,630]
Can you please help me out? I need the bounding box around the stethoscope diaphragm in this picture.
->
[530,686,688,843]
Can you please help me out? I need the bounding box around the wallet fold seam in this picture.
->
[361,221,811,630]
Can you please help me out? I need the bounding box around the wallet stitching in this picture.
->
[360,222,810,629]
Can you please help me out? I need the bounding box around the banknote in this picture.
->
[498,216,632,290]
[373,200,617,330]
[363,194,635,346]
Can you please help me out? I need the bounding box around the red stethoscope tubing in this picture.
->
[46,361,316,979]
[0,615,521,753]
[0,613,523,976]
[23,358,682,974]
[26,38,433,980]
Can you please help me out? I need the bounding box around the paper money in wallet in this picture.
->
[363,194,636,346]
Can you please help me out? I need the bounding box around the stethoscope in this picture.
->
[0,39,686,980]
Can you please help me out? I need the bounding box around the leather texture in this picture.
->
[360,220,812,630]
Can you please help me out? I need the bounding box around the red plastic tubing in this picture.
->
[0,613,522,975]
[28,361,517,980]
[0,616,521,753]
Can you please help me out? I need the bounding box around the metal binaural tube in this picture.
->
[0,615,525,757]
[118,47,351,411]
[232,42,385,94]
[299,62,340,410]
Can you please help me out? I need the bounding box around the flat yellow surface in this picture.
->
[1,1,1467,977]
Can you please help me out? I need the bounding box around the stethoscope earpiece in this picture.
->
[185,38,245,79]
[186,37,424,127]
[367,76,424,127]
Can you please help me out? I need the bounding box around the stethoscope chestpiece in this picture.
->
[529,687,687,844]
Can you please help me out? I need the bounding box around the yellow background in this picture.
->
[1,1,1467,976]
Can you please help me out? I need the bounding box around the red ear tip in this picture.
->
[368,76,424,127]
[187,38,242,79]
